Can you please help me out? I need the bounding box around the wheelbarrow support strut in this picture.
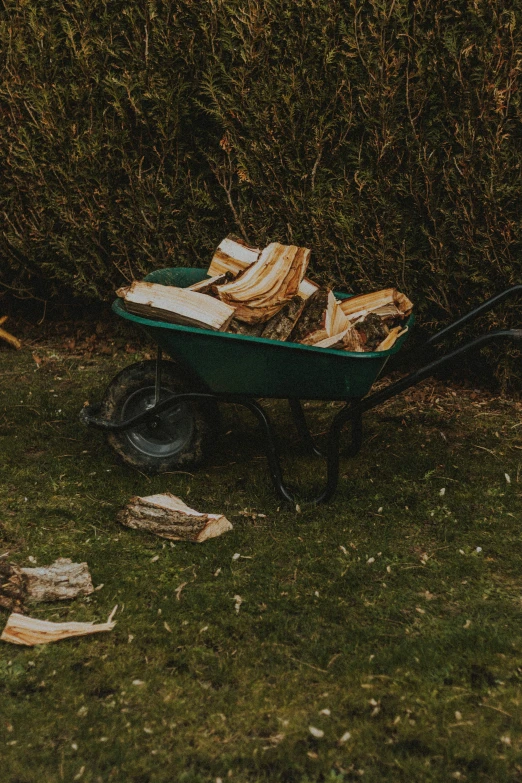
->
[81,286,522,505]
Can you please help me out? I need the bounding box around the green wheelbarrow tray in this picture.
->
[82,268,522,504]
[111,267,414,400]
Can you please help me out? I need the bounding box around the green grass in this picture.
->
[1,341,522,782]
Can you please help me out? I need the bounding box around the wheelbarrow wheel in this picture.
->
[100,360,216,473]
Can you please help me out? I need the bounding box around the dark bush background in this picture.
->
[1,0,521,378]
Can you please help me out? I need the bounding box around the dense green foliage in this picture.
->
[1,2,521,340]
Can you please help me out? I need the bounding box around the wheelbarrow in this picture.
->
[81,267,522,504]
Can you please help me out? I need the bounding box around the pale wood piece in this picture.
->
[340,288,413,321]
[325,291,351,337]
[298,278,320,299]
[20,559,94,603]
[209,236,317,301]
[395,291,414,315]
[118,493,233,543]
[376,325,408,351]
[0,324,21,350]
[1,609,117,646]
[217,243,310,324]
[117,281,236,331]
[339,289,396,318]
[208,235,261,277]
[260,295,305,341]
[0,315,8,326]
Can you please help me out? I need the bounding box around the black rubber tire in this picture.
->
[100,360,215,473]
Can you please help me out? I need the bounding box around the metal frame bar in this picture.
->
[81,283,522,504]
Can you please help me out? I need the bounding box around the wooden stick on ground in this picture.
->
[0,316,21,350]
[1,607,117,646]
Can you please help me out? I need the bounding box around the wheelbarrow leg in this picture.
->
[288,399,324,457]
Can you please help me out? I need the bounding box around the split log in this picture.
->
[208,235,261,277]
[260,295,305,341]
[118,493,233,543]
[20,559,94,603]
[313,324,364,352]
[227,319,264,337]
[117,281,236,331]
[376,325,408,351]
[355,313,391,351]
[288,288,329,343]
[325,291,350,337]
[1,607,117,646]
[339,288,413,321]
[217,243,310,324]
[209,236,317,301]
[0,559,94,611]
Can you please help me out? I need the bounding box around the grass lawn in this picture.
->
[1,333,522,782]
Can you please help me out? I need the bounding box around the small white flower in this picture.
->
[377,507,383,513]
[475,546,482,553]
[439,487,446,496]
[309,726,324,738]
[232,553,241,561]
[367,557,375,565]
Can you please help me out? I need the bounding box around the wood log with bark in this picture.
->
[117,281,236,331]
[260,295,305,341]
[217,242,310,324]
[118,493,233,543]
[0,559,94,612]
[208,235,318,302]
[208,235,261,277]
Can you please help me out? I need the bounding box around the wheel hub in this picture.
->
[120,386,194,459]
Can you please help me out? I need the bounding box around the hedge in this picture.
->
[1,1,521,378]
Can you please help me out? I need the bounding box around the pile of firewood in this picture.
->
[117,236,413,352]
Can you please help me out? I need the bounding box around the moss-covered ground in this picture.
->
[1,334,522,782]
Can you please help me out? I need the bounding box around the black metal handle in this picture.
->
[423,285,522,348]
[353,329,522,417]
